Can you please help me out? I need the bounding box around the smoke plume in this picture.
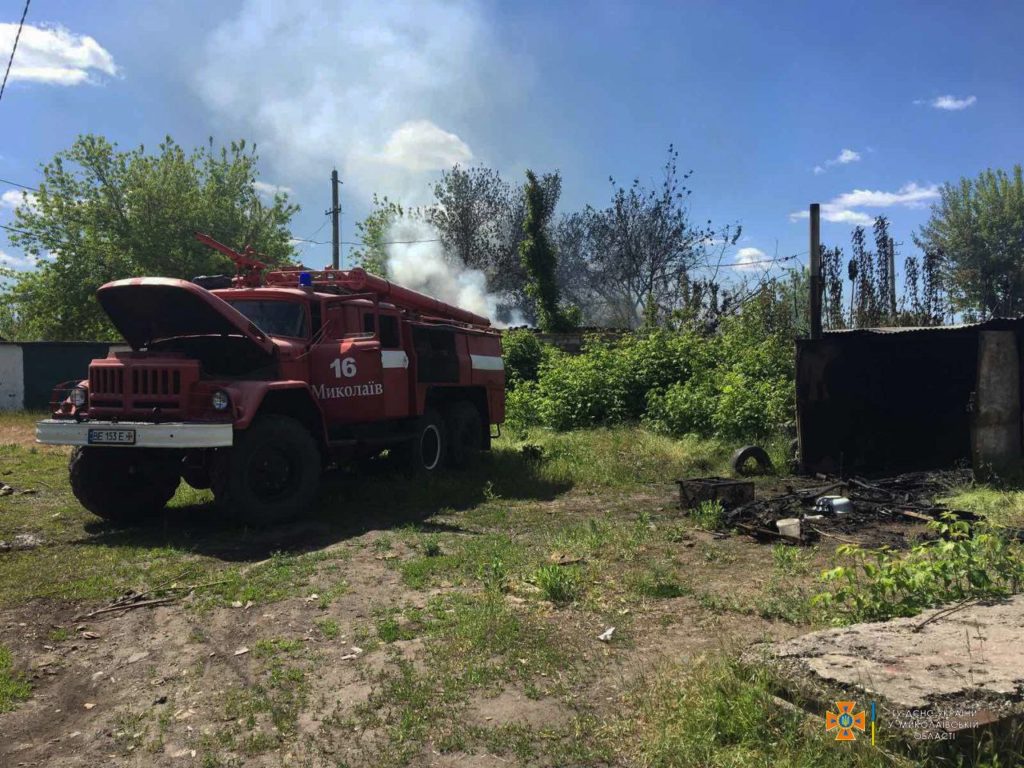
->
[385,219,521,327]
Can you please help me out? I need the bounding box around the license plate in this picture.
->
[87,428,136,445]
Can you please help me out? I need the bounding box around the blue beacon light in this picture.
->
[298,272,313,287]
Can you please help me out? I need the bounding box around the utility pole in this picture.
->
[329,169,341,269]
[887,236,897,319]
[809,203,822,339]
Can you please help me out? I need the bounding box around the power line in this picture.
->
[0,0,31,105]
[291,237,442,247]
[697,251,806,270]
[0,176,37,192]
[0,222,32,236]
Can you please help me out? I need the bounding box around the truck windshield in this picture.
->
[227,300,308,338]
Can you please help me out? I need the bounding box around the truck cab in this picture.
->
[37,235,505,526]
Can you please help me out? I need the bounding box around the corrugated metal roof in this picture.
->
[823,317,1024,336]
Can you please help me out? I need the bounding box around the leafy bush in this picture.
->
[536,342,630,429]
[503,284,797,442]
[502,329,545,390]
[504,380,543,434]
[814,516,1024,623]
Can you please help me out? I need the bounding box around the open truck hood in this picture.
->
[97,277,275,354]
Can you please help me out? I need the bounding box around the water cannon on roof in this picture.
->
[194,232,268,287]
[194,232,491,328]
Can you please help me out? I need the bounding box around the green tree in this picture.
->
[350,194,404,276]
[916,165,1024,319]
[585,146,720,328]
[2,135,298,340]
[518,170,573,331]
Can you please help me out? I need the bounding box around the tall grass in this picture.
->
[612,654,891,768]
[504,427,732,488]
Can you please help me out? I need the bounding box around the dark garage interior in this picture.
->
[796,319,1024,476]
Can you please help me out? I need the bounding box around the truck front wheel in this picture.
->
[69,447,180,524]
[213,415,321,526]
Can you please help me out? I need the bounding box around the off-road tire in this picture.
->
[731,444,774,476]
[393,409,447,475]
[446,401,483,468]
[69,447,180,523]
[212,415,321,526]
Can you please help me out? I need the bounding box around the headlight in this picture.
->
[212,390,230,411]
[70,387,87,407]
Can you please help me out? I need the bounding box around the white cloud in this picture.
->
[813,148,861,174]
[195,0,521,201]
[832,182,939,209]
[254,180,293,198]
[378,120,473,172]
[790,182,940,225]
[0,23,117,86]
[0,249,36,271]
[930,94,976,111]
[733,247,768,271]
[0,189,38,211]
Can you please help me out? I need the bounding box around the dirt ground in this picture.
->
[0,416,932,767]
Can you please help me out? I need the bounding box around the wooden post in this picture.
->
[809,203,822,339]
[330,169,341,269]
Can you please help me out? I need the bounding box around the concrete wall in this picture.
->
[0,342,124,411]
[509,329,628,355]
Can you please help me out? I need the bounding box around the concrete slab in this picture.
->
[756,596,1024,738]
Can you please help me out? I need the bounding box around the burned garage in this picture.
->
[796,318,1024,476]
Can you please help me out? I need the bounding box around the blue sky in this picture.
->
[1,0,1021,277]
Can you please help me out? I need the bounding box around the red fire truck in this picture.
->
[36,234,505,525]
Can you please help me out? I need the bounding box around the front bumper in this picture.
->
[36,419,233,449]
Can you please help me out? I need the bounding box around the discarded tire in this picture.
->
[731,445,774,476]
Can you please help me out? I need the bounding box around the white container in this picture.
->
[776,518,801,538]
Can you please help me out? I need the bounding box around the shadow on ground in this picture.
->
[75,447,571,562]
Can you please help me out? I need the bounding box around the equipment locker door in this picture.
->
[311,303,386,425]
[374,309,411,419]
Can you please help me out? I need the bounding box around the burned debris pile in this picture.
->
[679,471,976,544]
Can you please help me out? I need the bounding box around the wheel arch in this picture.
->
[247,384,328,448]
[424,385,490,449]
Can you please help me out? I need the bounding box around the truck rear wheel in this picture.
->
[446,402,483,468]
[213,415,321,526]
[69,447,180,524]
[394,409,447,474]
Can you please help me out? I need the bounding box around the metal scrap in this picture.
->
[722,469,976,544]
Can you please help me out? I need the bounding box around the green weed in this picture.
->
[692,499,725,531]
[815,516,1024,623]
[316,618,340,640]
[772,543,813,575]
[0,645,31,712]
[534,564,583,604]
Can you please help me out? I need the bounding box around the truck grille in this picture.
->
[88,360,199,414]
[90,367,125,396]
[131,368,182,396]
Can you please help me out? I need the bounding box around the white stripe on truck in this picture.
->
[381,351,409,369]
[470,354,504,371]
